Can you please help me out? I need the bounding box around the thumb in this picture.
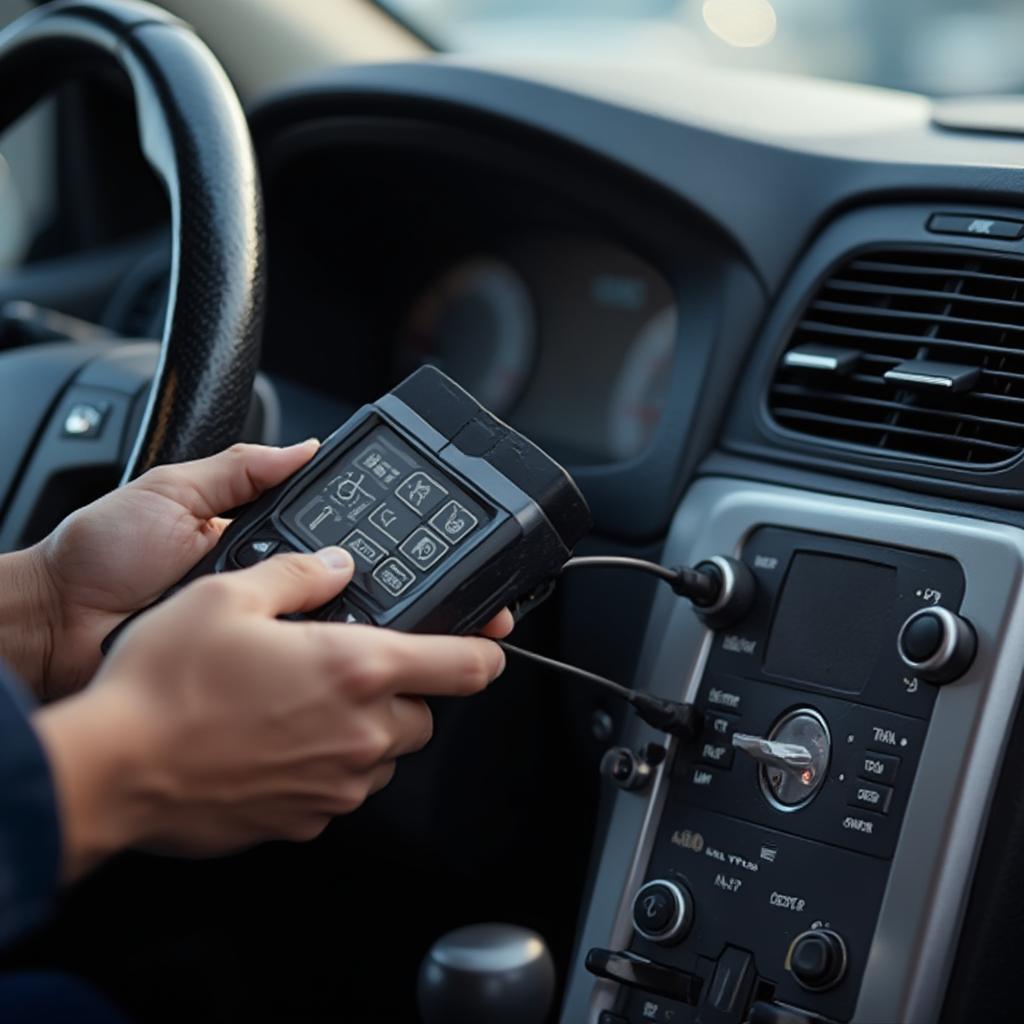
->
[135,440,321,519]
[227,547,355,616]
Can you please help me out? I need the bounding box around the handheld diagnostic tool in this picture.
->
[106,366,591,644]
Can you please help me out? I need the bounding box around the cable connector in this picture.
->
[630,693,702,741]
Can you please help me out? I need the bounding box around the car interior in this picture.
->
[4,0,1024,1022]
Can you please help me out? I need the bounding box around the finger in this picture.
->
[136,439,320,519]
[221,547,354,616]
[311,625,506,698]
[478,608,514,639]
[384,695,435,759]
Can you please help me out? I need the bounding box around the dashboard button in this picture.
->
[697,739,734,769]
[849,781,893,814]
[859,751,900,785]
[787,929,848,992]
[631,879,693,944]
[707,713,737,741]
[927,213,1024,240]
[897,607,976,685]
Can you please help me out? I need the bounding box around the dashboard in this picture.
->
[240,60,1024,1024]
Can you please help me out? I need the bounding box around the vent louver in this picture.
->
[768,246,1024,465]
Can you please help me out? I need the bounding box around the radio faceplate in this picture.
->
[561,479,1024,1024]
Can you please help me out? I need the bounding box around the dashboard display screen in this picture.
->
[764,552,897,693]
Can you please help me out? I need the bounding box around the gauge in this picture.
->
[607,306,678,461]
[397,258,536,417]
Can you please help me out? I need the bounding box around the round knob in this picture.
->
[897,607,976,685]
[632,879,694,945]
[691,555,756,629]
[417,923,555,1024]
[787,929,848,992]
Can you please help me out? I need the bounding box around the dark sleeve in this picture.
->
[0,663,60,949]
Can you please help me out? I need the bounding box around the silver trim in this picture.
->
[561,478,1024,1024]
[897,606,960,674]
[883,369,956,388]
[632,879,691,944]
[784,352,842,370]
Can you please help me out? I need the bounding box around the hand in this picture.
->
[31,440,322,699]
[33,547,509,880]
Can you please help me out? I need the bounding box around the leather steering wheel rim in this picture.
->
[0,0,264,481]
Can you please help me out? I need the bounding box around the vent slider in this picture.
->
[883,360,981,392]
[782,344,860,374]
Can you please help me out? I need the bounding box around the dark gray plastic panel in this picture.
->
[560,477,1024,1023]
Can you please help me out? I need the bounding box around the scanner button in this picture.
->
[341,529,387,568]
[429,499,479,544]
[400,527,449,570]
[367,500,418,545]
[234,537,281,568]
[373,557,417,598]
[396,471,448,517]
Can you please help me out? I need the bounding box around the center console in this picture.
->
[561,478,1024,1024]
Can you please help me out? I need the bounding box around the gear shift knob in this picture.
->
[417,923,556,1024]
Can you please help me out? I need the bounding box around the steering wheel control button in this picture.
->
[341,529,387,569]
[62,401,109,438]
[234,537,281,568]
[897,607,976,685]
[631,880,693,945]
[927,213,1024,240]
[859,752,900,785]
[373,557,417,599]
[787,929,848,992]
[849,781,893,814]
[736,709,830,811]
[429,500,479,544]
[400,527,450,570]
[396,471,449,517]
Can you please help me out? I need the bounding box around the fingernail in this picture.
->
[281,438,320,451]
[315,546,353,572]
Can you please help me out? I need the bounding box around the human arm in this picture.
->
[31,547,508,881]
[0,666,60,948]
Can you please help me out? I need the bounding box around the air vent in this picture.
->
[768,246,1024,465]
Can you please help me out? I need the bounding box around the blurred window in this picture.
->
[378,0,1024,97]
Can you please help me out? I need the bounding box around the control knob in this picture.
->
[897,607,976,685]
[632,879,694,945]
[786,928,848,992]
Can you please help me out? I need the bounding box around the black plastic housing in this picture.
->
[105,366,591,648]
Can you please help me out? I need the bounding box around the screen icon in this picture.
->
[429,500,479,544]
[399,527,449,570]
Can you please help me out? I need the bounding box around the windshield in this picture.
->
[381,0,1024,97]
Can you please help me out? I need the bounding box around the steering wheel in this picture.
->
[0,0,263,550]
